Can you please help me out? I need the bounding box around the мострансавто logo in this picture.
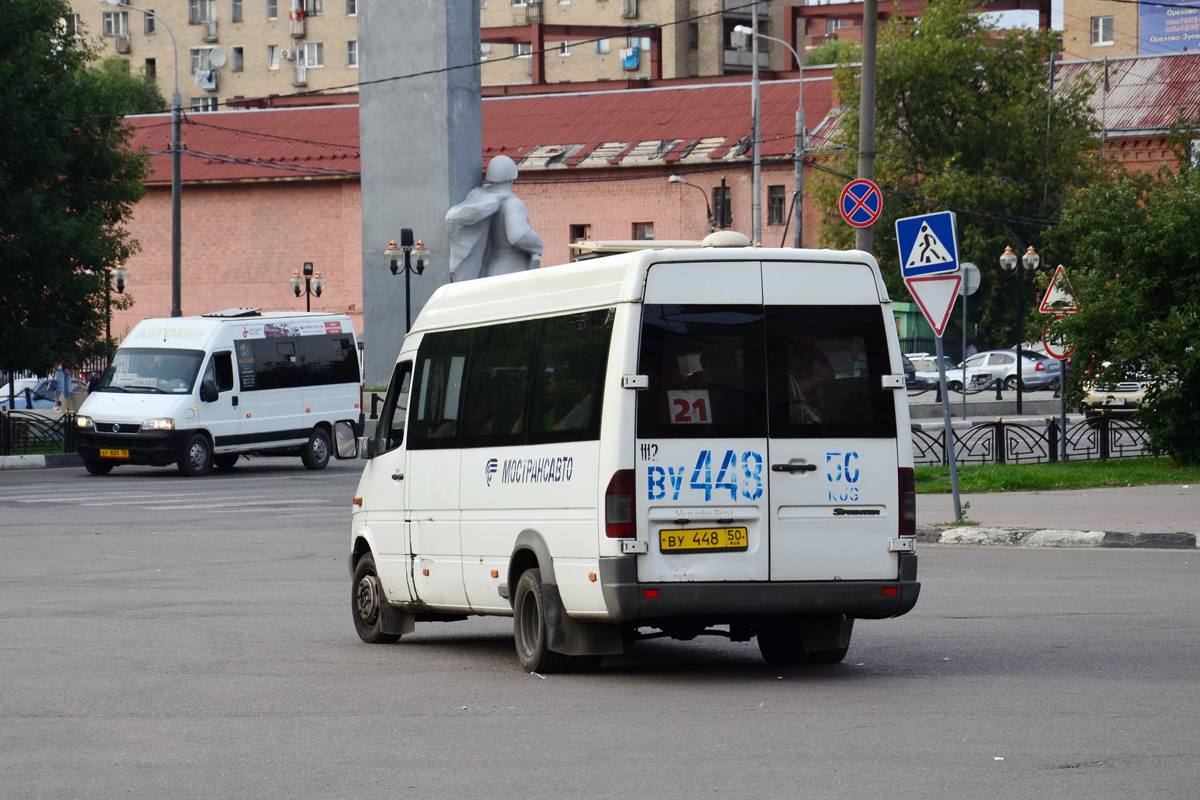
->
[485,456,574,486]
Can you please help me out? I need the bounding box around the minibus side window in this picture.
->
[636,305,766,440]
[374,360,413,455]
[459,320,536,449]
[407,330,470,450]
[764,306,896,439]
[525,309,613,445]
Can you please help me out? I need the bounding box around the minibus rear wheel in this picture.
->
[352,554,400,644]
[513,568,568,674]
[301,427,331,470]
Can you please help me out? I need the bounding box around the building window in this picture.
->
[188,0,214,24]
[512,0,527,6]
[633,222,655,240]
[689,22,698,50]
[61,13,82,37]
[514,43,532,58]
[346,0,356,14]
[145,58,157,80]
[144,11,155,34]
[232,45,244,71]
[267,0,277,19]
[558,41,571,56]
[347,40,358,68]
[1091,16,1114,45]
[267,44,280,70]
[570,224,591,242]
[190,47,217,72]
[232,0,242,23]
[480,42,491,60]
[190,97,219,111]
[627,36,650,51]
[826,19,846,36]
[713,185,732,229]
[597,38,610,54]
[767,185,787,226]
[304,0,323,15]
[102,11,128,36]
[301,42,324,67]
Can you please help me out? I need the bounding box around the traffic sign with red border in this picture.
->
[1043,315,1075,360]
[905,273,963,338]
[840,179,883,228]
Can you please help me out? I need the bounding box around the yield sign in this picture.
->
[906,273,963,337]
[1039,264,1079,313]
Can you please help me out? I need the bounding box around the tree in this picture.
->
[91,56,167,115]
[805,39,860,68]
[0,0,149,380]
[813,0,1098,356]
[1049,117,1200,464]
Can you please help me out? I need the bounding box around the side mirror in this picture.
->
[199,380,219,403]
[334,420,358,459]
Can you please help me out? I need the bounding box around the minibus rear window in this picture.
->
[636,305,767,440]
[765,306,896,439]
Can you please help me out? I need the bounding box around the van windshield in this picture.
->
[96,348,205,394]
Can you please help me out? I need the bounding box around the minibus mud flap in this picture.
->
[378,604,416,637]
[541,582,624,657]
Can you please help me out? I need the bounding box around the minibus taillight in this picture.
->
[605,469,636,539]
[899,467,916,537]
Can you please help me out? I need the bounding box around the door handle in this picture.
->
[771,463,816,473]
[392,472,404,481]
[232,395,238,407]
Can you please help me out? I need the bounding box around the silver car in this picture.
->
[957,349,1062,391]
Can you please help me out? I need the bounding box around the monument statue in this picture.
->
[445,155,544,282]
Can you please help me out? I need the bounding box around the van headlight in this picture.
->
[141,418,176,430]
[76,415,94,429]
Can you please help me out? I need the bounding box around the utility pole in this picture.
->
[855,0,879,254]
[750,1,762,245]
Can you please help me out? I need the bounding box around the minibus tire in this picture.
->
[83,459,113,476]
[214,454,239,470]
[513,568,568,674]
[301,427,331,470]
[178,434,213,477]
[352,554,400,644]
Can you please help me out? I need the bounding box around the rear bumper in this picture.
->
[76,429,190,467]
[598,552,920,622]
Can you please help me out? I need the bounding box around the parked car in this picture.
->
[954,349,1062,392]
[901,354,936,390]
[906,353,955,389]
[1083,362,1153,414]
[0,377,41,405]
[0,377,85,410]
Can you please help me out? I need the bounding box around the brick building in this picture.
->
[1061,0,1200,61]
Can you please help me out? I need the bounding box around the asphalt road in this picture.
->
[2,461,1198,799]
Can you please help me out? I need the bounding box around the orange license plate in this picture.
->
[99,449,129,459]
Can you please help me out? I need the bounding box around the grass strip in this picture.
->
[915,457,1200,494]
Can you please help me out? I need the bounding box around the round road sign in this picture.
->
[1043,315,1075,360]
[840,179,884,228]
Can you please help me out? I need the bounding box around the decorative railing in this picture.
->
[0,411,76,456]
[912,416,1149,466]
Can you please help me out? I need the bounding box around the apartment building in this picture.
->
[1061,0,1199,61]
[72,0,361,111]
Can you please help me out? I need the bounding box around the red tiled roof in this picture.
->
[128,105,361,185]
[1057,51,1200,133]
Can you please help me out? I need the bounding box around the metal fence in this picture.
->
[911,415,1149,466]
[0,411,76,456]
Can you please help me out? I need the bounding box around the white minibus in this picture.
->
[76,309,363,476]
[349,239,919,671]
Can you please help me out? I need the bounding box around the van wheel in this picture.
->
[214,454,239,470]
[301,427,331,470]
[177,434,213,476]
[352,554,400,644]
[513,568,569,674]
[756,620,810,666]
[84,459,113,476]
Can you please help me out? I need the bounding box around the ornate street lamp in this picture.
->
[290,262,326,312]
[384,229,430,332]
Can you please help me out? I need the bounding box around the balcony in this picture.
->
[204,20,218,42]
[292,64,307,87]
[115,33,131,53]
[291,17,306,39]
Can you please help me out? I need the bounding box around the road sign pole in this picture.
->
[935,335,962,522]
[1060,368,1068,462]
[962,291,967,419]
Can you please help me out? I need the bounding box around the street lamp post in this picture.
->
[290,262,326,312]
[734,24,804,248]
[668,175,714,234]
[1000,245,1042,414]
[384,229,430,332]
[101,0,181,317]
[105,267,130,370]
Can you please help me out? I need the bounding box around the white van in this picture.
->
[349,242,919,671]
[76,309,363,476]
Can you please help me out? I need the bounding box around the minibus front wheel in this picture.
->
[352,554,400,644]
[513,568,569,674]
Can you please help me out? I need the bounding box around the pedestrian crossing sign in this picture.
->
[896,211,959,279]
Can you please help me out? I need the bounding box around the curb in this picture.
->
[0,453,84,471]
[916,524,1196,550]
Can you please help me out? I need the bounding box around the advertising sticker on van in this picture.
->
[826,451,861,502]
